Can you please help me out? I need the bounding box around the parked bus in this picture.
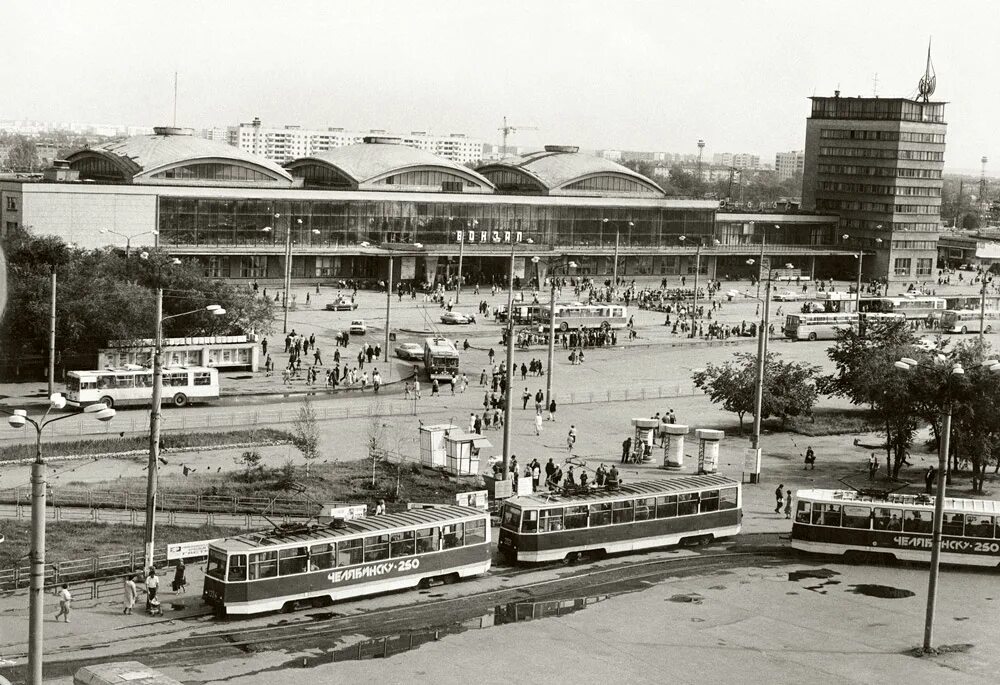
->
[498,475,741,563]
[65,366,220,409]
[539,303,628,332]
[783,312,904,341]
[791,488,1000,567]
[423,337,459,382]
[944,294,1000,312]
[202,506,490,615]
[859,296,946,324]
[495,303,545,325]
[940,309,999,334]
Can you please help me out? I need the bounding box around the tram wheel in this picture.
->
[562,552,582,565]
[310,595,333,608]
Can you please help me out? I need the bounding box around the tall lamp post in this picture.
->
[843,233,883,313]
[262,218,319,334]
[603,218,633,290]
[893,356,999,652]
[501,236,533,480]
[979,274,994,346]
[531,256,577,408]
[99,228,160,264]
[455,219,476,304]
[3,396,115,685]
[144,286,226,572]
[679,235,719,338]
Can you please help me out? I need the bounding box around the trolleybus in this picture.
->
[498,475,741,563]
[65,366,220,409]
[539,303,628,332]
[423,337,459,382]
[940,309,998,334]
[203,505,490,615]
[783,312,904,341]
[859,296,946,324]
[791,489,1000,567]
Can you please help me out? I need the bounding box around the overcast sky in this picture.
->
[3,0,997,171]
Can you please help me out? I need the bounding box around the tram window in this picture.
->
[812,504,841,526]
[364,535,390,562]
[719,488,738,510]
[942,514,964,537]
[540,508,564,532]
[633,498,654,521]
[278,547,308,575]
[501,506,521,530]
[522,510,538,533]
[465,519,487,545]
[795,501,811,524]
[206,549,227,579]
[390,530,416,558]
[612,500,634,524]
[415,527,440,553]
[903,511,932,534]
[248,550,278,580]
[310,543,335,570]
[227,554,247,582]
[677,493,699,516]
[873,508,903,531]
[338,538,364,567]
[965,515,995,538]
[655,495,677,518]
[699,490,720,513]
[589,502,612,527]
[841,506,872,529]
[563,505,589,529]
[443,523,465,549]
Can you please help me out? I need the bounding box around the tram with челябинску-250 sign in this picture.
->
[791,488,1000,567]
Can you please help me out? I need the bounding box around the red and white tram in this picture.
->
[203,506,490,615]
[498,475,742,563]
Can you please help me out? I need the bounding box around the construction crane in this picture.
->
[498,116,538,157]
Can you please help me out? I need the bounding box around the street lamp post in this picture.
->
[3,396,115,685]
[263,220,318,334]
[145,290,225,572]
[843,234,883,313]
[531,256,577,408]
[456,220,475,304]
[501,236,533,480]
[99,228,160,265]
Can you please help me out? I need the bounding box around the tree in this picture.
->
[692,352,820,434]
[291,397,320,475]
[366,401,388,486]
[5,137,39,172]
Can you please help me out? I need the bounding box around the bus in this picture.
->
[539,303,628,332]
[423,337,459,382]
[65,366,220,409]
[496,303,545,325]
[498,475,741,564]
[940,309,999,334]
[202,506,490,615]
[944,294,1000,312]
[859,296,946,324]
[783,312,904,341]
[791,489,1000,567]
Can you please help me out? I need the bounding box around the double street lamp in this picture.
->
[501,235,533,481]
[530,256,577,408]
[602,218,633,289]
[842,233,883,312]
[2,395,115,685]
[99,228,159,263]
[678,235,720,338]
[262,219,320,334]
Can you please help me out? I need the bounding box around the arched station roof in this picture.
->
[285,138,494,193]
[477,145,665,197]
[66,127,293,185]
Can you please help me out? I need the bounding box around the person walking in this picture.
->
[868,453,879,480]
[522,387,531,410]
[567,425,577,453]
[774,484,784,514]
[784,489,793,519]
[548,398,557,422]
[534,412,543,436]
[55,583,72,622]
[431,378,440,397]
[925,466,936,494]
[145,568,160,613]
[123,575,138,615]
[805,445,816,470]
[621,436,632,464]
[172,560,187,593]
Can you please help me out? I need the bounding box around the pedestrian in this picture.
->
[123,575,138,615]
[621,436,632,464]
[375,498,386,515]
[534,412,543,436]
[567,425,577,453]
[522,387,531,410]
[261,338,268,356]
[55,583,72,622]
[172,560,187,593]
[431,378,440,396]
[548,398,557,422]
[469,412,476,433]
[774,484,784,514]
[925,466,936,494]
[531,460,541,490]
[868,452,878,480]
[784,490,792,519]
[805,445,816,470]
[373,369,381,393]
[145,568,159,613]
[314,347,323,365]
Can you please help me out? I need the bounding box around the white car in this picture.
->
[349,319,367,334]
[772,290,803,302]
[395,342,423,360]
[441,311,475,325]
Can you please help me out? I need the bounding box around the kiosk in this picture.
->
[419,423,458,469]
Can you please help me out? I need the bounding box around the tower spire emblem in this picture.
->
[917,38,936,101]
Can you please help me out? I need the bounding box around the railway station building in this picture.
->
[1,126,854,285]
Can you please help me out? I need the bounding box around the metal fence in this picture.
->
[0,502,312,531]
[0,488,316,516]
[0,547,167,592]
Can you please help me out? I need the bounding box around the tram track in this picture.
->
[18,543,791,682]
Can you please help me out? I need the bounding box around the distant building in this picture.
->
[775,151,805,180]
[712,153,760,170]
[801,91,946,282]
[225,118,485,165]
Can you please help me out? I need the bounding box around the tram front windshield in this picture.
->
[501,505,521,530]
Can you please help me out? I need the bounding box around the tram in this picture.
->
[202,506,490,615]
[498,475,741,563]
[791,489,1000,567]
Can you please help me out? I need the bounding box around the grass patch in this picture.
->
[0,428,293,462]
[784,408,872,437]
[0,522,241,570]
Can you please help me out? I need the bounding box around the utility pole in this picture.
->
[501,238,524,480]
[47,267,56,396]
[282,217,292,334]
[456,229,465,304]
[612,226,620,289]
[690,242,701,338]
[979,278,988,347]
[384,256,393,363]
[924,405,951,651]
[749,274,773,484]
[145,288,163,572]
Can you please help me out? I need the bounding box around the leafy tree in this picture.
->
[292,397,321,475]
[4,138,40,172]
[692,351,820,433]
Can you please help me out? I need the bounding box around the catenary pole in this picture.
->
[47,267,56,396]
[145,288,163,572]
[924,405,950,651]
